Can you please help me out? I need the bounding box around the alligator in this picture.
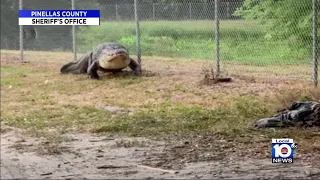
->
[60,42,141,79]
[254,100,320,128]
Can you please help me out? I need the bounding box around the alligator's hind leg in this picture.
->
[87,61,100,79]
[128,58,142,76]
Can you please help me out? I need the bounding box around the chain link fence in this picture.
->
[96,2,241,21]
[1,0,319,86]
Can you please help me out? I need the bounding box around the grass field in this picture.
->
[1,50,320,178]
[1,49,319,143]
[76,20,312,65]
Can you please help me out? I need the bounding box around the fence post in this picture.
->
[312,0,319,87]
[19,0,24,62]
[134,0,141,64]
[115,4,119,21]
[152,3,155,21]
[71,0,77,61]
[227,2,230,19]
[189,2,192,20]
[215,0,220,76]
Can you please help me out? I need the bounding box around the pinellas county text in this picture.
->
[31,10,88,17]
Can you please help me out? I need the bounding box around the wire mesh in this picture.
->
[1,0,318,85]
[1,0,21,60]
[220,0,318,80]
[74,1,137,57]
[1,0,74,63]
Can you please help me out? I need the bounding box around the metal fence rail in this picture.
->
[312,0,319,87]
[2,0,319,87]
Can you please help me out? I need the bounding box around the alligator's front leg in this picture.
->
[128,58,142,76]
[87,61,100,79]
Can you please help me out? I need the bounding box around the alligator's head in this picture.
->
[98,43,131,70]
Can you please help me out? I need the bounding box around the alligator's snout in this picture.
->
[103,48,128,57]
[105,51,128,61]
[99,48,131,69]
[109,52,128,57]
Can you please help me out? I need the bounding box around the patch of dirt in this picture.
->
[1,124,320,179]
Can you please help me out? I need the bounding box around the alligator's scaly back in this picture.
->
[60,52,92,74]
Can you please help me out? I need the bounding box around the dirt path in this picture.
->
[1,126,320,180]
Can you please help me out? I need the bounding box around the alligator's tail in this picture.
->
[60,53,90,74]
[60,61,82,74]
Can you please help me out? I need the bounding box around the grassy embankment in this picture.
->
[76,20,311,65]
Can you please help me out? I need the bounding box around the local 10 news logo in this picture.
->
[272,138,298,163]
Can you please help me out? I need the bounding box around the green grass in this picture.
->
[76,20,311,65]
[0,66,33,87]
[0,64,267,136]
[92,97,273,136]
[2,57,320,155]
[3,98,272,137]
[2,62,319,138]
